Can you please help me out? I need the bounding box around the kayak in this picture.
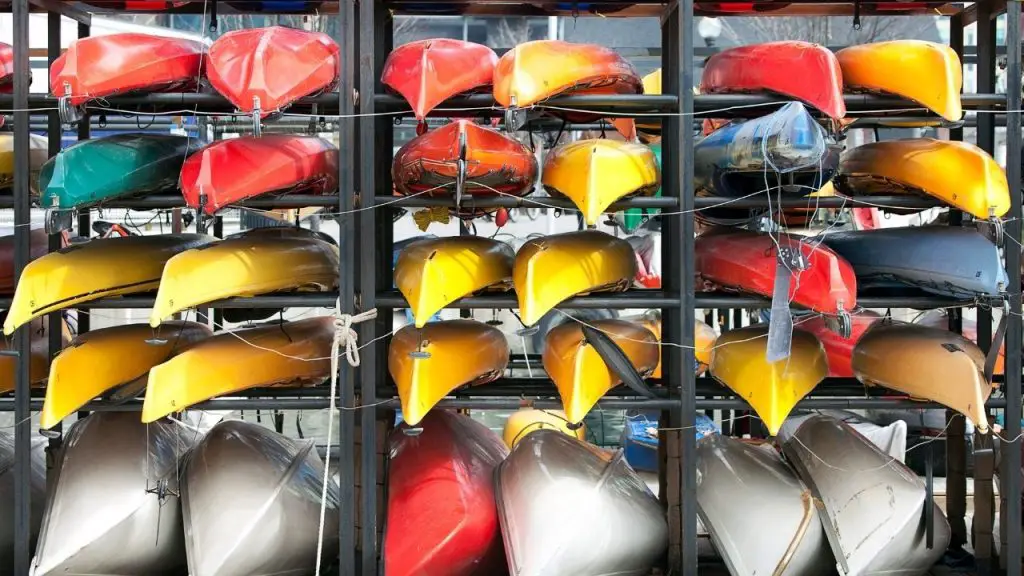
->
[39,134,194,211]
[636,68,662,141]
[616,142,661,233]
[0,433,45,576]
[181,420,338,576]
[852,321,991,433]
[394,235,514,327]
[51,33,204,107]
[149,227,338,327]
[32,413,192,576]
[630,312,719,377]
[916,309,1004,376]
[701,41,845,119]
[389,319,509,426]
[142,317,333,423]
[696,434,833,576]
[514,230,636,326]
[0,133,48,192]
[0,316,68,395]
[495,430,667,575]
[3,233,214,335]
[40,321,211,429]
[710,325,828,436]
[543,139,659,226]
[207,26,338,118]
[779,409,909,463]
[543,318,659,424]
[0,42,13,93]
[835,138,1009,219]
[180,135,338,215]
[382,39,498,121]
[820,226,1007,298]
[0,228,51,295]
[385,410,508,576]
[502,407,585,449]
[623,412,719,473]
[781,414,950,575]
[797,311,882,377]
[836,40,962,122]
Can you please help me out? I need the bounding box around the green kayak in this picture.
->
[615,141,661,233]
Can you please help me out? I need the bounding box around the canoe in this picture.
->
[779,409,908,463]
[0,433,45,576]
[207,27,339,118]
[142,317,333,423]
[701,41,845,119]
[0,133,48,191]
[852,321,991,433]
[630,312,718,377]
[394,235,514,327]
[389,319,509,426]
[51,33,204,107]
[820,226,1007,298]
[797,311,882,377]
[616,142,661,233]
[543,139,659,226]
[916,309,1004,376]
[40,321,211,429]
[0,316,68,395]
[502,407,585,449]
[623,412,719,473]
[781,414,950,576]
[181,420,338,576]
[836,40,962,122]
[696,434,833,576]
[495,430,667,575]
[39,134,193,211]
[0,228,50,295]
[3,233,214,335]
[382,39,498,121]
[835,138,1009,219]
[710,325,828,436]
[695,227,857,318]
[180,135,338,215]
[385,410,508,576]
[543,318,659,424]
[149,227,338,327]
[31,413,192,576]
[514,230,636,326]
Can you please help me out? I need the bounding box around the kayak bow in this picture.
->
[382,39,498,121]
[502,407,586,449]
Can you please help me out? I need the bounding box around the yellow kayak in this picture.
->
[632,313,718,377]
[710,326,827,436]
[142,317,333,423]
[514,230,636,326]
[502,407,585,449]
[389,319,509,426]
[542,139,659,226]
[852,321,991,433]
[637,68,662,141]
[543,318,659,424]
[40,321,211,429]
[0,133,48,192]
[395,236,514,328]
[3,234,214,335]
[836,138,1009,219]
[149,227,338,327]
[836,40,962,122]
[0,316,69,394]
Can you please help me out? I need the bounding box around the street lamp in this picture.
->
[698,17,722,47]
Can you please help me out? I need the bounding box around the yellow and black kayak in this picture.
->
[0,316,69,394]
[389,319,509,426]
[543,140,659,226]
[395,236,514,328]
[543,318,659,425]
[142,317,333,423]
[41,321,211,429]
[710,326,827,436]
[3,234,214,335]
[149,227,338,327]
[630,312,718,377]
[514,230,636,326]
[502,407,586,449]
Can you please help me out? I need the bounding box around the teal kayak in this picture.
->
[616,141,661,233]
[39,133,195,210]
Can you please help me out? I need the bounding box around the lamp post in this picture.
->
[698,17,722,47]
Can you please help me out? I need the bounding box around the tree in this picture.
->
[716,15,941,47]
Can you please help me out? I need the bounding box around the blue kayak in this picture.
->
[622,411,719,473]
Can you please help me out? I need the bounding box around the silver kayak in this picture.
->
[781,414,949,576]
[779,409,908,462]
[495,429,667,576]
[31,412,192,576]
[182,419,340,576]
[0,432,46,576]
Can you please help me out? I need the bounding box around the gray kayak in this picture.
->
[781,414,949,576]
[0,432,46,576]
[696,434,833,576]
[819,226,1007,298]
[495,429,667,576]
[182,419,339,576]
[31,412,193,576]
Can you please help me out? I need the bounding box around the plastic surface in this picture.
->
[628,234,661,289]
[0,133,48,192]
[502,408,586,449]
[0,42,15,92]
[0,316,67,395]
[382,39,498,121]
[797,311,881,377]
[916,309,1004,376]
[778,409,907,463]
[0,228,50,295]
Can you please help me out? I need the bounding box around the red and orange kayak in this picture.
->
[207,26,339,117]
[700,41,845,119]
[798,311,882,377]
[382,39,498,122]
[180,135,338,215]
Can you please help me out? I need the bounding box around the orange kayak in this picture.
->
[382,39,498,122]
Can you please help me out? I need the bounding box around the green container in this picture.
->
[616,141,661,233]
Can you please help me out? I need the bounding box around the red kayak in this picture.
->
[695,228,857,316]
[700,41,845,119]
[207,26,339,117]
[798,311,881,377]
[0,229,55,295]
[385,410,508,576]
[382,39,498,122]
[180,134,338,214]
[0,42,14,93]
[51,34,203,107]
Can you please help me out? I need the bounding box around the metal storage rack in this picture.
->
[1,0,1021,575]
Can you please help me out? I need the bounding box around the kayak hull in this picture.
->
[502,408,585,449]
[631,315,717,377]
[0,433,45,576]
[0,228,50,295]
[797,311,882,378]
[0,134,48,193]
[0,316,67,395]
[382,39,498,120]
